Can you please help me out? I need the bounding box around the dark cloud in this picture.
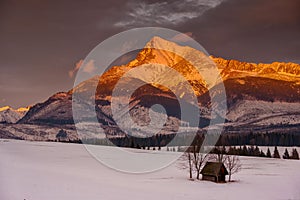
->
[0,0,299,107]
[115,0,225,27]
[175,0,300,63]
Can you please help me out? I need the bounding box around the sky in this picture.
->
[0,0,300,108]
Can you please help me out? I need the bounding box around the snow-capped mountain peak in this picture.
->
[0,106,30,123]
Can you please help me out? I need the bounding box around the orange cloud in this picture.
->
[69,59,83,78]
[69,59,97,78]
[82,60,96,74]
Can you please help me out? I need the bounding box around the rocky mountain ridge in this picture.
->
[1,37,300,140]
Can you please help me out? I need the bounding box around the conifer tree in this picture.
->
[283,148,290,159]
[248,146,255,156]
[242,145,248,156]
[266,148,272,158]
[254,146,260,157]
[130,140,135,148]
[228,146,237,155]
[273,146,280,158]
[291,148,299,160]
[260,150,266,157]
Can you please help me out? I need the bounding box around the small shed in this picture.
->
[200,162,228,183]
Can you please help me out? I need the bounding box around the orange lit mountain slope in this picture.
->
[10,37,300,139]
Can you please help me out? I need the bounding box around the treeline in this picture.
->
[210,145,299,160]
[81,135,300,160]
[80,131,300,147]
[63,129,300,160]
[55,128,300,149]
[216,132,300,146]
[82,134,177,148]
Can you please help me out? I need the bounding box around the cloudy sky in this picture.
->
[0,0,299,108]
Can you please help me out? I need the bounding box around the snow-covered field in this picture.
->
[1,140,300,200]
[226,100,300,126]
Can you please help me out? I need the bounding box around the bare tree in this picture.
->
[178,150,194,180]
[178,145,211,180]
[191,145,210,180]
[224,155,242,182]
[211,146,227,163]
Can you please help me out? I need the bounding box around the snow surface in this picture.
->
[226,100,300,126]
[0,140,300,200]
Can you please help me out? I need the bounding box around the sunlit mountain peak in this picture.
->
[0,106,11,112]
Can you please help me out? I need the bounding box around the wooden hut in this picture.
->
[200,162,228,183]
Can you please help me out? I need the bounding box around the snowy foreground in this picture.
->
[1,140,300,200]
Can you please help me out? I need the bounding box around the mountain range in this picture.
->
[1,37,300,141]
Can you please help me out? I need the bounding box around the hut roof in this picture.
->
[200,162,228,176]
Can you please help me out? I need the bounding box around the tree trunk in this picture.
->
[188,153,193,179]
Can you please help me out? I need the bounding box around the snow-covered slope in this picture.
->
[226,100,300,126]
[18,92,74,125]
[0,123,77,141]
[0,106,29,123]
[0,140,299,200]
